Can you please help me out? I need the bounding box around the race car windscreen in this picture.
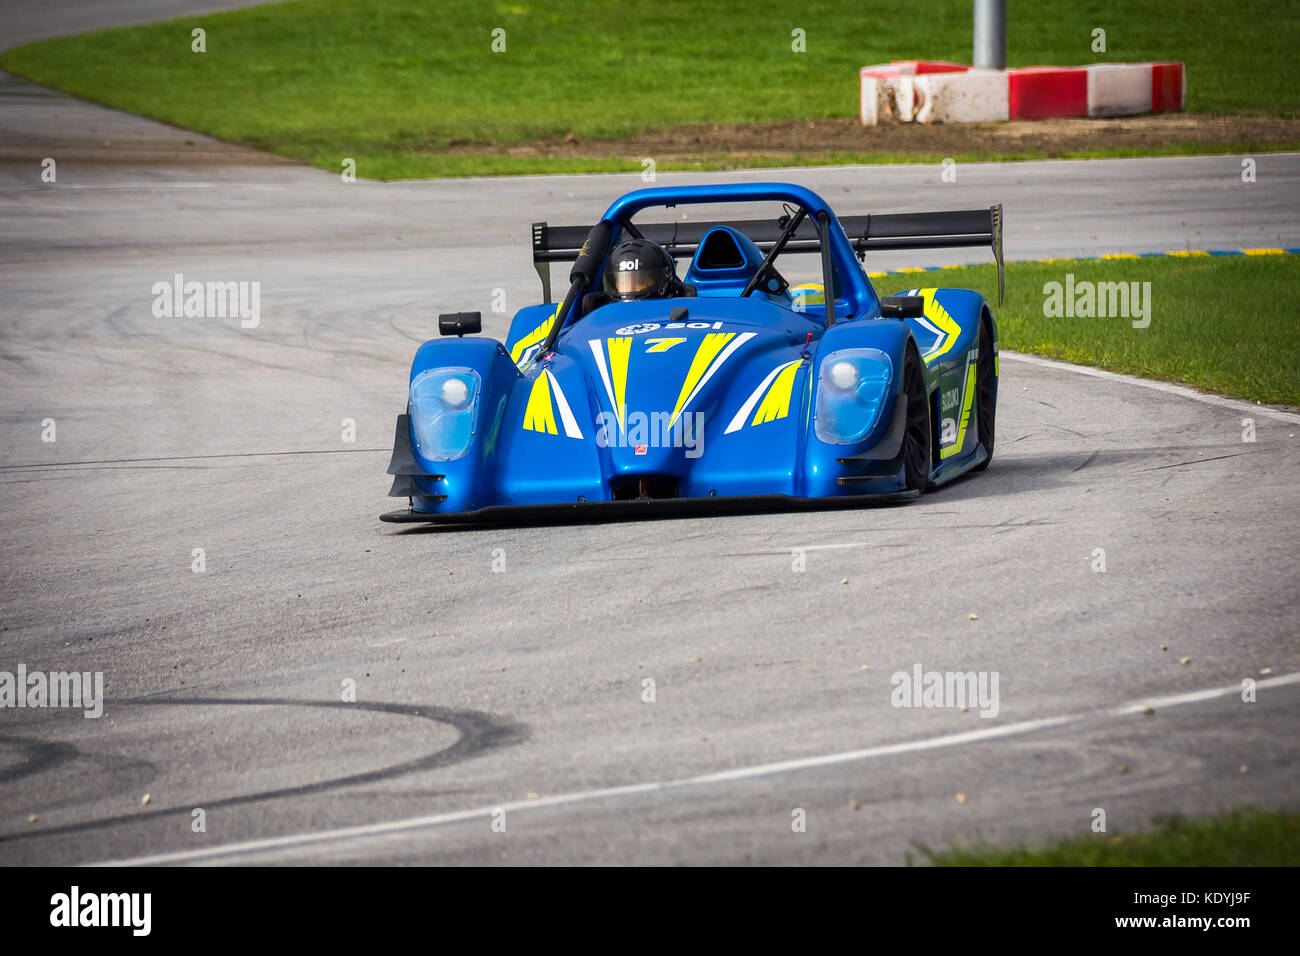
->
[625,200,825,289]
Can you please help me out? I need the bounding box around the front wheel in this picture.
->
[972,319,996,472]
[901,345,931,492]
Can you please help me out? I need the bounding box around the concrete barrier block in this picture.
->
[1088,64,1154,117]
[913,69,1008,123]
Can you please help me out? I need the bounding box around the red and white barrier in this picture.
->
[860,60,1184,125]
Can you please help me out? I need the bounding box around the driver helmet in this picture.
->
[603,238,678,300]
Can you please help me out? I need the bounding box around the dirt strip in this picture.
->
[445,114,1300,162]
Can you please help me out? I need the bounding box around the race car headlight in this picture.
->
[815,348,892,444]
[409,367,480,461]
[441,377,470,408]
[828,360,859,390]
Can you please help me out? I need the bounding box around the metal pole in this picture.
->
[973,0,1006,70]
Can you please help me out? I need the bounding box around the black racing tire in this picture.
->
[901,344,931,492]
[972,318,996,472]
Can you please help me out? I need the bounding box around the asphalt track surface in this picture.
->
[1,3,1298,866]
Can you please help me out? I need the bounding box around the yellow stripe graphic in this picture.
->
[644,337,686,353]
[509,304,560,364]
[607,337,632,432]
[940,360,977,460]
[522,373,557,435]
[919,288,962,365]
[751,361,801,426]
[671,332,734,424]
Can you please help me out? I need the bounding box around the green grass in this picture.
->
[884,253,1300,406]
[915,809,1300,865]
[3,0,1299,178]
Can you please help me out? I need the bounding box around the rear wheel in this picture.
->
[972,318,996,472]
[901,345,931,492]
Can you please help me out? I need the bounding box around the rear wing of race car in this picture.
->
[531,203,1004,305]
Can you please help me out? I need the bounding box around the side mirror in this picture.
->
[438,311,482,337]
[879,295,925,319]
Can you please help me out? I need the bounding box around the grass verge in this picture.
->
[915,809,1300,865]
[884,253,1299,406]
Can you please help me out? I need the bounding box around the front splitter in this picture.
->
[380,490,920,525]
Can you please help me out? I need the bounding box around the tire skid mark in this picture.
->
[0,737,79,784]
[0,697,526,845]
[1071,450,1101,473]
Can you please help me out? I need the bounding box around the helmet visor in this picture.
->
[609,265,660,298]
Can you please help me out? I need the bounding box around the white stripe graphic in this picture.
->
[587,339,619,435]
[545,370,583,439]
[725,360,799,434]
[671,331,755,427]
[913,314,943,340]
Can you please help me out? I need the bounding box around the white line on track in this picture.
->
[1002,351,1300,424]
[93,671,1300,867]
[786,543,870,552]
[1113,670,1300,714]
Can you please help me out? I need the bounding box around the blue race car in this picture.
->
[383,182,1003,523]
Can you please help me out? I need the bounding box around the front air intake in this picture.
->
[611,476,679,500]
